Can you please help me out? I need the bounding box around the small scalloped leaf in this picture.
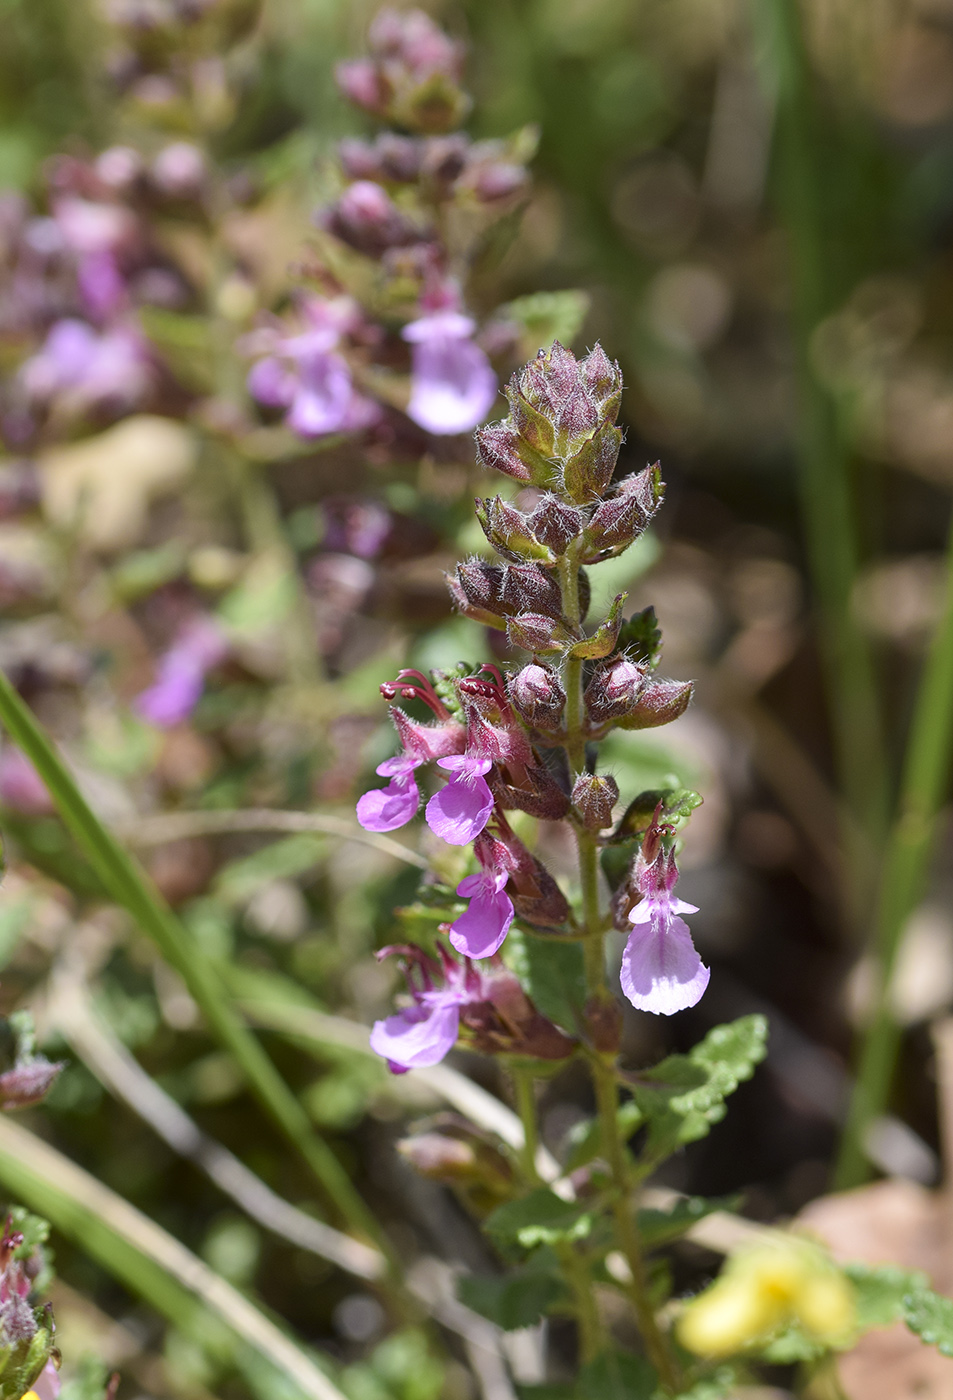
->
[903,1288,953,1357]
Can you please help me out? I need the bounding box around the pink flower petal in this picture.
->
[405,335,498,435]
[620,913,710,1016]
[356,769,420,832]
[449,874,513,959]
[425,771,494,844]
[369,1003,460,1070]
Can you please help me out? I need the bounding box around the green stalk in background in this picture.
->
[835,507,953,1186]
[756,0,889,894]
[0,667,399,1276]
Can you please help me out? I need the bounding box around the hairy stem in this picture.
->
[836,506,953,1186]
[556,541,678,1387]
[591,1058,681,1393]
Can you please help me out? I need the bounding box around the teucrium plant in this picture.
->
[356,341,771,1393]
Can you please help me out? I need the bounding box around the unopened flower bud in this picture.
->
[446,573,505,629]
[582,493,649,562]
[475,421,552,487]
[584,655,648,724]
[616,462,664,514]
[614,676,694,730]
[528,495,584,553]
[335,59,385,112]
[571,772,619,829]
[398,1115,514,1198]
[0,1058,64,1110]
[150,142,206,197]
[322,181,420,257]
[455,560,504,614]
[506,614,570,653]
[507,663,566,731]
[499,563,563,620]
[562,423,623,504]
[475,496,552,564]
[581,343,622,405]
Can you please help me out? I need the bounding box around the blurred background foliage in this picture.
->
[8,0,953,1398]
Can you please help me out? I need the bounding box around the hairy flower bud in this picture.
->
[584,655,649,724]
[528,495,583,553]
[582,493,650,562]
[571,772,619,829]
[446,572,505,629]
[562,422,623,504]
[507,662,566,731]
[455,560,505,614]
[581,343,623,407]
[475,421,551,487]
[614,676,694,731]
[475,496,553,564]
[499,563,563,620]
[506,614,570,653]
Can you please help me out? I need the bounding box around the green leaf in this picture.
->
[503,928,586,1032]
[846,1263,929,1332]
[577,1351,656,1400]
[563,1101,643,1173]
[903,1288,953,1357]
[567,593,627,659]
[636,1195,737,1249]
[457,1270,566,1330]
[631,1016,769,1160]
[670,1368,738,1399]
[610,787,703,845]
[614,605,662,667]
[500,291,591,357]
[484,1188,595,1251]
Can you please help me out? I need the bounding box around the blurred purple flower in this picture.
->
[0,748,53,816]
[245,297,379,438]
[402,310,497,434]
[19,318,151,412]
[370,943,485,1072]
[28,1360,61,1400]
[53,196,136,319]
[620,845,708,1016]
[135,617,227,729]
[425,752,494,844]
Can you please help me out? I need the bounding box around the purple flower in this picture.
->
[425,753,494,844]
[402,310,498,435]
[450,852,514,959]
[53,196,136,320]
[620,845,708,1016]
[0,747,53,816]
[19,318,151,411]
[135,617,227,729]
[244,297,379,439]
[369,943,484,1073]
[356,669,467,833]
[356,755,423,832]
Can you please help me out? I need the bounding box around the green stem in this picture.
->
[512,1066,603,1360]
[591,1058,681,1394]
[835,506,953,1186]
[512,1066,542,1187]
[554,542,677,1387]
[756,0,888,893]
[0,668,401,1280]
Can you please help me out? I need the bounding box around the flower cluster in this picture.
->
[360,339,705,1075]
[244,7,534,444]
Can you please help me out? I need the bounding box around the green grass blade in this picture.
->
[0,668,394,1268]
[0,1113,348,1400]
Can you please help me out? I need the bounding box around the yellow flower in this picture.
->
[677,1235,855,1359]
